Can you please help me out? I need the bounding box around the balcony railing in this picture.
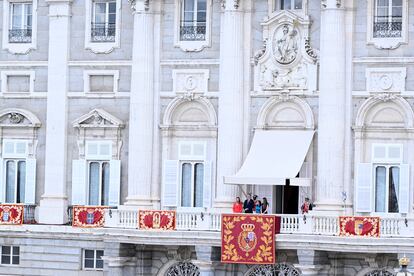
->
[8,29,32,43]
[373,17,402,38]
[91,23,116,42]
[104,208,414,238]
[180,21,206,41]
[23,204,36,224]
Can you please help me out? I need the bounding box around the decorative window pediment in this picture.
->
[0,108,41,128]
[72,108,124,129]
[253,10,318,95]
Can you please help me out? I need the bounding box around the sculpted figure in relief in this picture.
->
[273,24,298,65]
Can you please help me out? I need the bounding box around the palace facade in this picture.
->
[0,0,413,275]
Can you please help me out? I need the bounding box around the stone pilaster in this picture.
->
[215,0,244,209]
[125,0,155,207]
[37,0,72,224]
[315,0,346,213]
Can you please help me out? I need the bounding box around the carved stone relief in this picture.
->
[366,67,406,94]
[172,69,209,95]
[253,11,318,95]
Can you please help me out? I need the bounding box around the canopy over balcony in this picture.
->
[224,129,314,186]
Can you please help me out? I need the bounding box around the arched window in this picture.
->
[245,264,301,276]
[363,269,394,276]
[164,261,200,276]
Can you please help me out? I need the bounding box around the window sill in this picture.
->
[2,42,36,55]
[85,41,119,54]
[367,37,407,50]
[175,40,210,52]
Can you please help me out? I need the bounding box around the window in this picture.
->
[9,3,32,43]
[1,246,19,265]
[91,1,116,42]
[275,0,302,10]
[180,0,206,41]
[180,162,204,207]
[4,160,26,204]
[88,161,110,206]
[374,165,400,213]
[83,249,103,270]
[373,0,402,38]
[1,71,35,94]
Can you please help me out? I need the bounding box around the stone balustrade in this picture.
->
[104,209,414,238]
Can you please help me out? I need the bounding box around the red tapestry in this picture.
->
[339,216,380,237]
[221,214,276,265]
[72,206,107,228]
[0,204,23,225]
[138,210,176,230]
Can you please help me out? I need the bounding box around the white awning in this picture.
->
[224,129,314,186]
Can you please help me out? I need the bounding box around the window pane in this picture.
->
[12,247,19,255]
[375,166,386,212]
[85,259,94,268]
[17,161,26,204]
[101,163,110,206]
[1,256,10,264]
[96,259,104,269]
[85,250,94,259]
[294,0,302,9]
[2,246,11,255]
[108,2,116,13]
[24,4,32,27]
[89,162,100,205]
[12,256,19,265]
[194,163,204,208]
[6,161,16,203]
[392,0,402,6]
[281,0,291,10]
[388,167,399,213]
[94,3,106,23]
[11,4,23,29]
[96,250,104,259]
[181,163,192,207]
[183,0,195,23]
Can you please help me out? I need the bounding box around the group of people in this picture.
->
[232,194,269,214]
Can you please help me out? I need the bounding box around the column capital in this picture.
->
[220,0,241,11]
[129,0,150,13]
[321,0,341,9]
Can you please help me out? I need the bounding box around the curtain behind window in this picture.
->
[194,163,204,207]
[375,166,386,212]
[388,166,399,213]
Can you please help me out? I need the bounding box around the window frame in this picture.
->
[83,249,104,270]
[373,164,400,213]
[274,0,303,11]
[174,0,212,52]
[367,0,408,49]
[179,160,204,208]
[0,71,35,95]
[2,0,37,54]
[86,160,110,206]
[91,1,116,42]
[0,246,20,266]
[84,0,121,54]
[3,159,26,204]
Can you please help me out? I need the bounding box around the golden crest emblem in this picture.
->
[237,223,257,254]
[354,219,364,235]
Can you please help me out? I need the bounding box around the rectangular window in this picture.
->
[373,0,402,38]
[89,75,114,93]
[276,0,302,10]
[4,160,26,204]
[9,3,32,43]
[180,0,207,41]
[88,161,110,206]
[374,165,400,213]
[1,246,19,265]
[91,1,116,42]
[180,162,204,207]
[83,249,104,270]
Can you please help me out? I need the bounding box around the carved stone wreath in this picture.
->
[165,261,200,276]
[245,264,301,276]
[363,270,394,276]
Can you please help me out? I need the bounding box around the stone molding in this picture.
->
[366,67,406,94]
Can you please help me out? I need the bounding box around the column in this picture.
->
[315,0,346,213]
[37,0,72,224]
[125,0,155,207]
[215,0,244,209]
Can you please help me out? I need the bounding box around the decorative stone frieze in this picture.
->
[366,67,406,94]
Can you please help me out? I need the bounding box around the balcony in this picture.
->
[8,29,32,43]
[91,23,116,42]
[179,21,206,41]
[373,17,402,38]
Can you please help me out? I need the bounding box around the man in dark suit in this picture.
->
[243,193,254,213]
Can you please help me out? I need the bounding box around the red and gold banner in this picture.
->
[339,216,380,237]
[221,214,276,264]
[72,206,107,228]
[138,210,176,230]
[0,204,23,225]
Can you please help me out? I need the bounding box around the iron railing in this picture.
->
[179,21,206,41]
[8,29,32,43]
[91,23,116,42]
[373,16,402,38]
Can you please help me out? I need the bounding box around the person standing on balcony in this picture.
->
[243,194,254,213]
[261,197,269,214]
[255,200,262,214]
[232,197,243,213]
[301,197,313,214]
